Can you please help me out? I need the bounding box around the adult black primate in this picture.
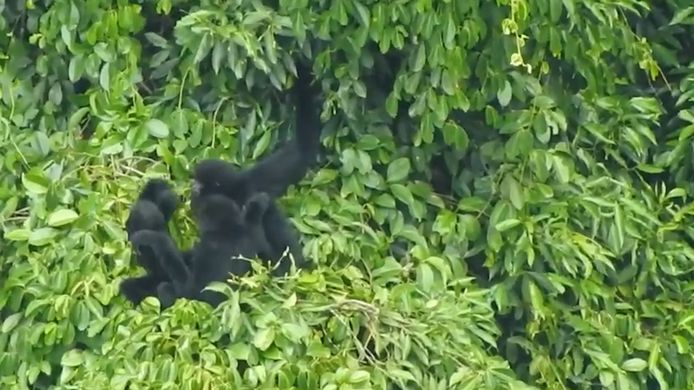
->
[129,191,274,308]
[120,178,192,305]
[190,60,322,275]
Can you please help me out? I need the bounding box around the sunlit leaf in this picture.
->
[47,209,79,227]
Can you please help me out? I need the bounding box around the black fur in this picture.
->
[131,192,274,308]
[126,229,190,307]
[120,179,191,305]
[187,191,273,306]
[120,61,319,308]
[124,179,178,237]
[191,61,321,275]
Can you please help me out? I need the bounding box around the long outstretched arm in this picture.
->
[241,61,322,198]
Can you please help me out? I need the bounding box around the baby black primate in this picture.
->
[129,191,274,308]
[191,61,322,275]
[120,179,191,305]
[124,178,178,237]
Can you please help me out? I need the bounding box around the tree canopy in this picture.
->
[2,0,694,389]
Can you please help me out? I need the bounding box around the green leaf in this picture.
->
[61,349,84,367]
[678,109,694,124]
[351,78,366,98]
[68,56,85,82]
[93,43,115,63]
[670,6,694,25]
[228,343,250,360]
[312,169,338,186]
[349,370,370,384]
[527,279,544,311]
[357,134,380,151]
[34,131,50,156]
[194,33,214,64]
[374,194,396,208]
[144,32,168,48]
[49,83,63,105]
[144,119,170,138]
[252,130,272,159]
[1,313,22,333]
[501,175,525,210]
[340,148,358,175]
[441,68,455,95]
[497,80,512,107]
[354,2,370,27]
[171,109,189,138]
[442,122,469,150]
[416,263,435,292]
[252,328,275,351]
[552,154,571,183]
[449,366,472,386]
[211,41,226,74]
[390,183,415,206]
[68,107,90,132]
[385,92,399,118]
[387,158,411,183]
[22,173,49,194]
[47,209,79,227]
[306,341,331,358]
[99,62,110,90]
[354,150,373,173]
[444,13,456,49]
[60,26,73,50]
[666,188,686,200]
[533,113,551,144]
[29,228,59,247]
[2,197,18,218]
[4,229,30,241]
[281,323,309,343]
[413,44,426,72]
[495,219,521,232]
[505,129,533,159]
[673,335,690,354]
[621,358,647,372]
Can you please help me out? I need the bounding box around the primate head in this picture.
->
[192,159,246,200]
[126,179,178,237]
[139,179,178,221]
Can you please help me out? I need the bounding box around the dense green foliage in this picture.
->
[2,0,694,388]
